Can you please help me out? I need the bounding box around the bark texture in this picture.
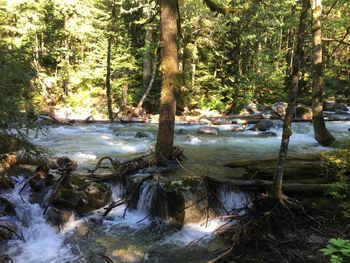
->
[310,0,335,146]
[272,0,309,202]
[155,0,179,162]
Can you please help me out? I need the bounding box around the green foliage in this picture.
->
[324,142,350,218]
[320,238,350,263]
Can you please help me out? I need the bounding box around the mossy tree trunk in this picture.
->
[272,0,309,203]
[155,0,179,162]
[310,0,335,146]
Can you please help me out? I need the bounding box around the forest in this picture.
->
[0,0,350,262]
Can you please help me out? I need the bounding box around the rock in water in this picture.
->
[77,182,111,213]
[197,126,219,135]
[0,197,16,217]
[271,101,288,117]
[176,129,191,135]
[296,105,313,120]
[256,131,278,137]
[251,120,275,131]
[135,131,152,138]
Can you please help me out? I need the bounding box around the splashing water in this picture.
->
[4,184,78,263]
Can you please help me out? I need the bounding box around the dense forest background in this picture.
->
[0,0,349,120]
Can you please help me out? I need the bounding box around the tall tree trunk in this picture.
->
[136,47,158,113]
[155,0,179,162]
[142,13,154,89]
[272,0,309,203]
[106,37,113,121]
[310,0,335,146]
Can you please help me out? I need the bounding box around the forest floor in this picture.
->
[222,194,348,263]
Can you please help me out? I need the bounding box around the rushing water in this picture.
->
[3,121,350,262]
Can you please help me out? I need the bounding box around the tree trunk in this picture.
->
[106,37,113,121]
[155,0,179,162]
[310,0,335,146]
[142,14,154,89]
[136,47,158,113]
[272,0,309,203]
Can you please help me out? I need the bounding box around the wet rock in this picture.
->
[251,120,275,131]
[77,182,111,213]
[0,254,12,263]
[323,101,337,111]
[296,105,313,120]
[256,131,278,138]
[0,197,16,217]
[135,131,152,138]
[0,174,13,189]
[0,221,23,241]
[176,129,191,135]
[52,188,84,209]
[272,101,288,117]
[45,206,72,229]
[197,126,219,135]
[336,102,348,111]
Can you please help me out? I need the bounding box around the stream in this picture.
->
[3,121,350,262]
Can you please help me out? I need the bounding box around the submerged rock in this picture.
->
[197,126,219,135]
[135,131,152,139]
[256,131,278,138]
[176,129,191,135]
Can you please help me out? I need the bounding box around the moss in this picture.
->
[71,173,87,187]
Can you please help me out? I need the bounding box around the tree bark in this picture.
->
[142,11,155,89]
[155,0,179,162]
[310,0,335,146]
[272,0,309,203]
[136,47,158,113]
[106,37,113,121]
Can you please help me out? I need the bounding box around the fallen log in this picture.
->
[222,179,331,194]
[224,154,325,180]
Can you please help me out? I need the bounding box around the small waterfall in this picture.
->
[136,181,168,220]
[4,183,77,263]
[217,185,250,216]
[137,182,155,213]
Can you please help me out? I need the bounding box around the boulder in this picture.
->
[0,174,13,189]
[256,131,278,138]
[0,221,22,241]
[52,188,84,209]
[323,101,337,112]
[0,197,16,217]
[271,102,288,117]
[77,182,111,213]
[176,129,191,135]
[251,120,275,131]
[197,126,219,135]
[296,105,313,120]
[336,103,349,111]
[198,118,212,125]
[45,207,72,229]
